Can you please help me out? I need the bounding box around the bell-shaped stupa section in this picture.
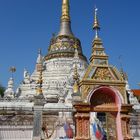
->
[45,0,87,62]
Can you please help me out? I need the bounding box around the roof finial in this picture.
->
[61,0,70,22]
[119,55,127,80]
[93,7,100,38]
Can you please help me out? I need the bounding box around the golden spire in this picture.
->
[93,7,100,38]
[61,0,70,22]
[58,0,73,36]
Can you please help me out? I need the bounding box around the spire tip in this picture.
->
[93,7,100,38]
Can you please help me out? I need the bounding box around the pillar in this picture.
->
[75,112,90,140]
[116,107,123,140]
[32,106,43,140]
[121,114,133,140]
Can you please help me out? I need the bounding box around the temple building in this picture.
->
[0,0,140,140]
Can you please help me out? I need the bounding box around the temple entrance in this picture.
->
[89,86,121,140]
[74,86,133,140]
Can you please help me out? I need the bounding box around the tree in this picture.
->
[0,84,5,98]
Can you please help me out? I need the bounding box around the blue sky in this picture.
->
[0,0,140,89]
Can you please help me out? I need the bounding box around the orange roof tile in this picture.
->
[132,89,140,96]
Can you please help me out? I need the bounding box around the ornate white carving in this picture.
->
[4,78,14,98]
[17,56,88,104]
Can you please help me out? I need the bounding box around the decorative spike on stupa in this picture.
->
[74,43,79,59]
[73,64,80,93]
[74,41,78,49]
[36,49,43,64]
[36,49,44,72]
[35,69,45,105]
[58,0,73,36]
[93,7,100,38]
[73,64,79,81]
[36,70,43,95]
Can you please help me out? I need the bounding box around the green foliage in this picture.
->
[0,84,5,98]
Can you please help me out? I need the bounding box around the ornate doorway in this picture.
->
[89,86,120,140]
[90,86,119,140]
[74,86,133,140]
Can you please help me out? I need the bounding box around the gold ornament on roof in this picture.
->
[73,63,80,93]
[73,82,79,94]
[93,7,100,38]
[74,41,78,49]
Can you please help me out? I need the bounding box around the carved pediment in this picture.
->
[82,65,124,82]
[92,67,114,80]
